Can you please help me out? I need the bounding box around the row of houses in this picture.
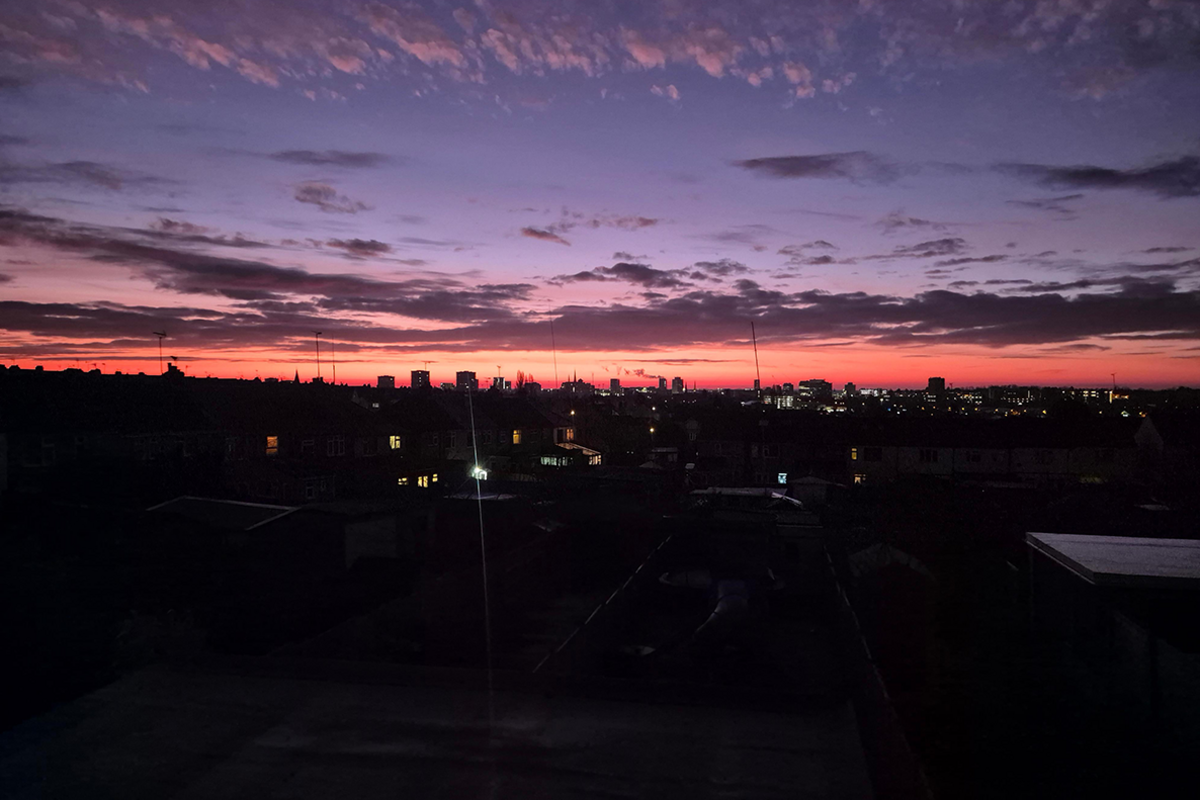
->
[0,367,585,506]
[683,411,1195,489]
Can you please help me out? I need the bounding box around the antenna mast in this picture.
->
[750,321,762,396]
[330,338,336,385]
[152,331,167,374]
[550,320,559,388]
[313,331,322,380]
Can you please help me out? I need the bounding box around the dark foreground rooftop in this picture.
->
[0,659,874,799]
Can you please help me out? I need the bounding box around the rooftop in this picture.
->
[0,660,874,800]
[1026,532,1200,590]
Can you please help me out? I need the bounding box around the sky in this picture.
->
[1,0,1199,389]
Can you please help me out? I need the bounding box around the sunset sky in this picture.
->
[1,0,1198,388]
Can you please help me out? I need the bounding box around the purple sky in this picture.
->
[1,0,1199,387]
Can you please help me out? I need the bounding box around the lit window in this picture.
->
[397,477,408,486]
[512,429,522,445]
[266,436,279,456]
[566,428,574,441]
[777,472,788,484]
[431,473,438,483]
[389,435,403,450]
[417,475,429,488]
[850,447,858,460]
[853,473,867,485]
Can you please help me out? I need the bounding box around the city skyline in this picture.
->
[2,1,1199,388]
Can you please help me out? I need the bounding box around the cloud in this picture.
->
[691,259,750,277]
[735,152,900,184]
[0,159,173,191]
[1143,246,1192,254]
[1006,194,1084,216]
[0,273,12,283]
[933,255,1007,267]
[650,84,680,101]
[553,262,692,290]
[891,238,969,258]
[998,157,1200,198]
[875,210,947,234]
[270,150,393,168]
[521,227,571,246]
[325,238,392,257]
[293,182,370,213]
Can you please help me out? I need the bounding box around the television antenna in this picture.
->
[152,331,167,374]
[313,331,322,380]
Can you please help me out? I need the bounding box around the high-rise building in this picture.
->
[927,376,946,393]
[377,375,395,390]
[410,370,429,389]
[671,376,684,394]
[456,370,478,391]
[658,377,667,392]
[610,378,621,393]
[844,382,856,395]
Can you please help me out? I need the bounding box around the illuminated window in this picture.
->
[266,435,278,456]
[512,429,522,445]
[389,435,403,450]
[850,447,858,461]
[397,477,408,486]
[418,475,429,488]
[566,428,574,441]
[431,473,438,483]
[853,473,867,485]
[777,472,788,484]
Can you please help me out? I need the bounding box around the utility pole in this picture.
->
[152,331,167,374]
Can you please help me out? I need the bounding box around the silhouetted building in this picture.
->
[928,376,946,393]
[658,377,667,392]
[455,371,478,391]
[377,375,395,390]
[671,377,684,394]
[610,378,620,393]
[844,382,856,395]
[410,370,430,389]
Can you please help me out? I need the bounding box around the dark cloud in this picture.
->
[892,238,968,258]
[144,217,270,249]
[934,255,1007,267]
[293,182,370,213]
[1006,194,1084,216]
[1143,246,1192,254]
[734,152,900,183]
[0,160,174,191]
[325,238,392,256]
[521,227,571,246]
[0,208,525,324]
[554,262,691,289]
[0,135,31,147]
[270,150,393,168]
[875,210,947,234]
[0,273,12,283]
[691,259,749,277]
[998,157,1200,198]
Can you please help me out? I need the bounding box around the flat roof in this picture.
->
[0,662,874,799]
[147,496,299,531]
[1026,532,1200,590]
